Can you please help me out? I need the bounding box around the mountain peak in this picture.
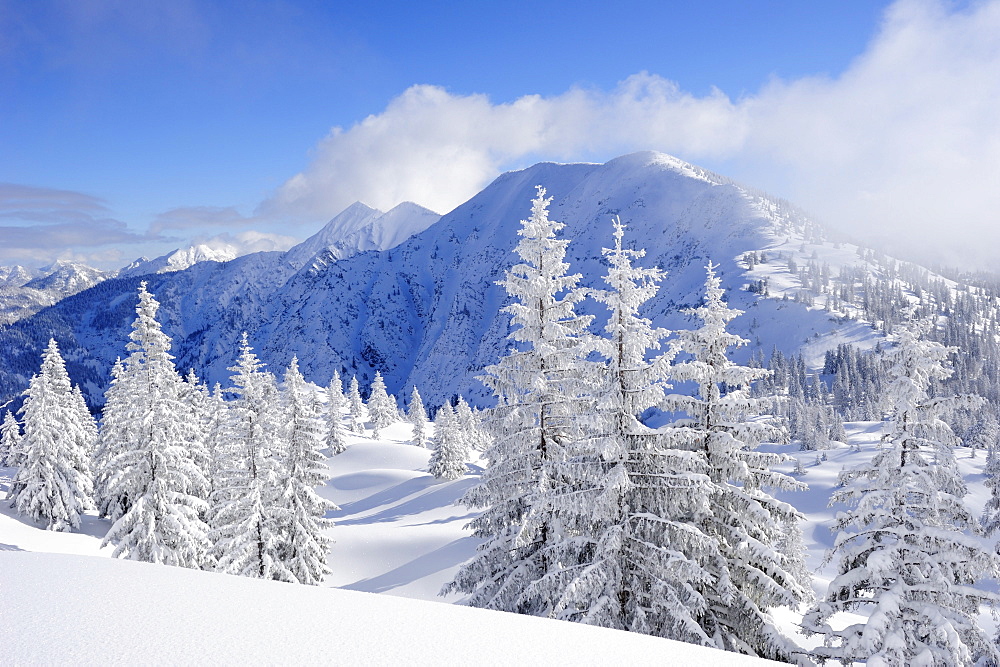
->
[284,200,440,270]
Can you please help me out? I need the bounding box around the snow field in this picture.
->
[1,416,777,664]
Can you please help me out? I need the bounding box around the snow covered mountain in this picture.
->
[120,244,240,277]
[283,200,441,270]
[0,151,990,411]
[0,260,112,326]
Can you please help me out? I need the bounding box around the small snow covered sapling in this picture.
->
[326,372,348,455]
[428,403,468,480]
[408,386,428,448]
[0,410,20,467]
[367,371,396,440]
[347,376,364,433]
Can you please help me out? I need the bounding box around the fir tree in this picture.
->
[179,369,213,501]
[70,385,97,455]
[326,372,348,455]
[99,284,210,567]
[7,339,94,531]
[202,383,229,505]
[408,386,428,448]
[93,358,132,521]
[210,333,294,582]
[429,403,468,480]
[455,396,490,452]
[541,218,716,644]
[0,410,20,466]
[661,262,809,661]
[347,376,364,434]
[983,443,1000,537]
[277,358,337,585]
[804,322,999,666]
[444,186,593,615]
[367,371,396,440]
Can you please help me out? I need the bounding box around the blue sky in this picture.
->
[3,0,999,269]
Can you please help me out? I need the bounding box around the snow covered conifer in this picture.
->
[179,369,213,500]
[429,403,468,480]
[70,386,97,455]
[0,410,20,466]
[366,371,396,440]
[93,358,131,520]
[408,386,428,448]
[7,339,94,531]
[277,357,337,585]
[804,321,998,666]
[660,262,809,661]
[540,218,717,643]
[210,333,294,582]
[326,372,348,455]
[347,376,364,433]
[99,283,210,567]
[454,396,490,452]
[202,383,229,502]
[444,186,593,614]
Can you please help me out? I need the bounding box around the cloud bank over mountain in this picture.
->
[263,0,1000,267]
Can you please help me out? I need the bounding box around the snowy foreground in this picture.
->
[0,551,773,665]
[1,418,995,664]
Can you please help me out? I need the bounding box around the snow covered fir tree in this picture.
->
[803,321,999,666]
[6,339,95,531]
[9,165,1000,665]
[443,187,597,614]
[97,283,210,566]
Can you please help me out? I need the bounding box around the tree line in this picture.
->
[1,283,481,585]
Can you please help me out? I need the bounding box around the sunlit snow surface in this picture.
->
[1,417,994,664]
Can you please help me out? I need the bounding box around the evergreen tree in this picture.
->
[367,371,396,440]
[99,283,210,567]
[70,385,97,455]
[539,218,715,643]
[7,339,94,531]
[347,376,364,434]
[455,396,490,452]
[444,186,593,615]
[982,442,1000,537]
[0,410,20,466]
[804,322,998,666]
[93,358,132,521]
[429,403,468,480]
[326,372,348,455]
[408,386,428,448]
[661,262,809,661]
[179,369,213,501]
[210,333,294,582]
[202,383,229,505]
[277,358,337,585]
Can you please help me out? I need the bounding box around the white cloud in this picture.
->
[194,230,299,256]
[261,0,1000,268]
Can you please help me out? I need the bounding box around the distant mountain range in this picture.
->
[0,151,991,413]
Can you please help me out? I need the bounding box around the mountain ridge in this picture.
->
[0,151,989,412]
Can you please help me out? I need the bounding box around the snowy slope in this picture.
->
[0,417,777,665]
[1,406,995,663]
[0,551,774,666]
